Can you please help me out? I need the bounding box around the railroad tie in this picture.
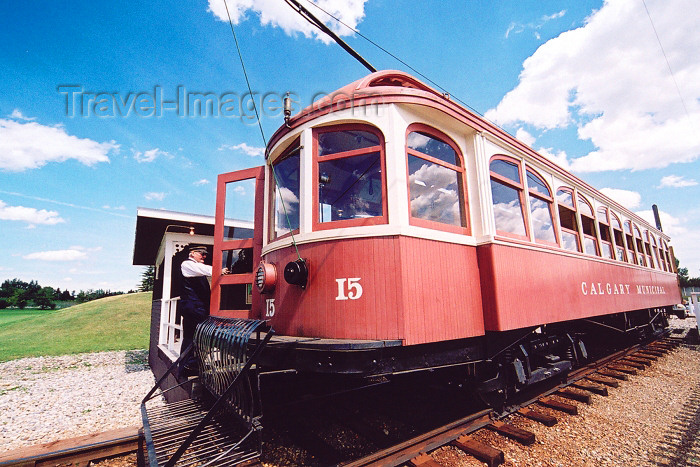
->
[623,356,652,366]
[571,381,609,396]
[585,375,620,388]
[606,364,638,375]
[452,435,504,467]
[637,350,664,358]
[618,359,647,370]
[633,351,659,360]
[409,453,443,467]
[597,369,629,381]
[556,388,592,404]
[517,408,557,426]
[486,420,536,445]
[538,396,578,415]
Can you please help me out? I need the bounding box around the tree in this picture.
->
[678,266,690,288]
[139,266,155,292]
[35,287,57,310]
[11,288,30,309]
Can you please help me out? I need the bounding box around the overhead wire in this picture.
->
[298,0,484,117]
[641,0,691,121]
[222,0,302,261]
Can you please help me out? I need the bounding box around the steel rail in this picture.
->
[341,334,678,467]
[0,427,141,467]
[340,409,493,467]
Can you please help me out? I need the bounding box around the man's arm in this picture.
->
[181,260,213,277]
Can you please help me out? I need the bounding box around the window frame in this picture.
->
[624,220,637,264]
[610,212,627,262]
[596,207,614,260]
[556,187,581,252]
[661,239,673,272]
[643,230,655,269]
[651,234,662,270]
[405,123,470,235]
[312,123,388,231]
[524,167,558,247]
[633,225,646,266]
[269,137,302,242]
[489,155,530,241]
[578,194,599,256]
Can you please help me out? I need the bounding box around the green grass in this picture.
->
[0,292,152,362]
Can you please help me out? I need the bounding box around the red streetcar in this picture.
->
[201,70,681,405]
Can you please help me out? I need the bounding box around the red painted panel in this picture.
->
[262,236,484,345]
[479,243,682,331]
[398,236,484,344]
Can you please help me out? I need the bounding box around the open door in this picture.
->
[211,166,265,319]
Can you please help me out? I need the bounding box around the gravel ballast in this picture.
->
[1,318,699,465]
[0,349,158,453]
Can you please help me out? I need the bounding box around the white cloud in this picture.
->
[218,142,265,157]
[23,249,88,261]
[537,147,571,171]
[70,245,102,253]
[515,128,536,147]
[487,0,700,173]
[144,192,167,201]
[505,10,567,39]
[0,200,65,225]
[207,0,368,44]
[133,148,173,163]
[637,209,685,236]
[9,109,36,121]
[600,187,642,210]
[657,174,698,188]
[0,118,118,172]
[194,179,210,186]
[637,208,700,272]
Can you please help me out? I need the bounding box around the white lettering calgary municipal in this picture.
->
[580,281,663,296]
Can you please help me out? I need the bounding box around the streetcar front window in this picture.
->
[406,128,466,228]
[314,125,386,228]
[271,140,301,240]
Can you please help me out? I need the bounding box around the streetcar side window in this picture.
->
[406,125,468,231]
[624,221,636,264]
[314,125,387,228]
[578,195,599,256]
[610,212,626,261]
[556,188,580,252]
[490,157,528,239]
[270,138,301,241]
[651,235,662,270]
[662,240,673,271]
[525,169,556,245]
[597,207,614,259]
[644,230,655,268]
[633,225,646,266]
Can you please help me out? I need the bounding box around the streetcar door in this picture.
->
[211,166,265,319]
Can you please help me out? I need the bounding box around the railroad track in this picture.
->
[341,336,682,467]
[0,337,682,467]
[0,426,140,467]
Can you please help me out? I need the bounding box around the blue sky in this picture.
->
[1,0,699,292]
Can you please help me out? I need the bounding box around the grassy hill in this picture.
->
[0,292,152,362]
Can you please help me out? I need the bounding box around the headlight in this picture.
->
[255,262,277,294]
[284,259,308,289]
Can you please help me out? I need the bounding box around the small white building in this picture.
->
[132,207,253,400]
